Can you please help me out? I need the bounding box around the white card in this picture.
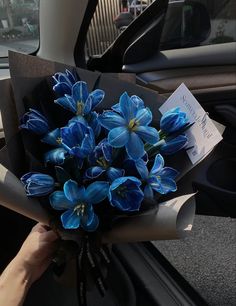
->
[159,83,223,165]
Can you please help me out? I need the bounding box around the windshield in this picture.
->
[0,0,39,58]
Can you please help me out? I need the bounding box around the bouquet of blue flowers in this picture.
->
[19,71,192,234]
[0,52,197,305]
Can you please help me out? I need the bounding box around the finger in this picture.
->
[31,222,45,233]
[41,229,59,242]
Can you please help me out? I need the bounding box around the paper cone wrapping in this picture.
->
[0,161,196,242]
[102,193,195,243]
[0,52,197,242]
[0,163,50,225]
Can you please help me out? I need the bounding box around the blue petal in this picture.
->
[53,82,71,96]
[85,181,109,204]
[61,209,80,229]
[21,172,33,185]
[108,126,129,148]
[85,89,105,113]
[64,180,85,203]
[109,188,143,211]
[109,176,142,190]
[50,191,74,210]
[135,158,149,180]
[160,135,188,155]
[85,166,105,179]
[20,119,49,135]
[125,189,144,211]
[144,184,154,198]
[44,148,67,165]
[61,122,86,149]
[24,183,53,197]
[53,70,75,86]
[29,119,49,134]
[71,121,88,140]
[82,212,99,232]
[55,74,71,86]
[83,96,92,114]
[64,69,76,83]
[80,128,95,156]
[101,140,113,162]
[135,126,159,144]
[83,203,94,226]
[149,176,162,193]
[126,132,145,160]
[119,92,137,122]
[99,111,126,130]
[88,111,101,138]
[109,196,130,211]
[68,115,88,127]
[130,95,145,110]
[158,178,177,194]
[41,128,61,146]
[159,167,179,179]
[160,107,187,133]
[22,109,47,122]
[72,81,88,104]
[150,154,164,175]
[54,95,76,113]
[135,108,152,126]
[107,167,125,182]
[21,172,54,186]
[111,103,121,113]
[69,147,84,159]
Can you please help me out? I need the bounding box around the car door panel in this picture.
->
[135,66,236,94]
[122,42,236,73]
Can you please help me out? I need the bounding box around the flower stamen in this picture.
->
[97,157,109,169]
[76,101,84,115]
[128,118,138,131]
[116,185,127,198]
[56,137,62,144]
[74,203,86,216]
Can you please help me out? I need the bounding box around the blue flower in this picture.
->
[21,172,55,197]
[160,107,188,134]
[99,92,159,160]
[44,148,67,165]
[87,111,101,138]
[53,69,77,96]
[54,81,105,116]
[60,121,95,159]
[112,95,145,113]
[20,109,49,135]
[136,154,178,198]
[108,176,144,211]
[42,128,61,146]
[85,139,124,181]
[49,180,109,230]
[160,135,188,155]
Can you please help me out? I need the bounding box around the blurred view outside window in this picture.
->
[86,0,236,57]
[0,0,39,57]
[160,0,236,50]
[86,0,153,57]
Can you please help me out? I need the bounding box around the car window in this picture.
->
[160,0,236,50]
[0,0,39,58]
[85,0,153,58]
[85,0,236,58]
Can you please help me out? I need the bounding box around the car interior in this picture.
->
[0,0,235,305]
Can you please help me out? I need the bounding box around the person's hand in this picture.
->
[0,223,59,306]
[14,223,59,285]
